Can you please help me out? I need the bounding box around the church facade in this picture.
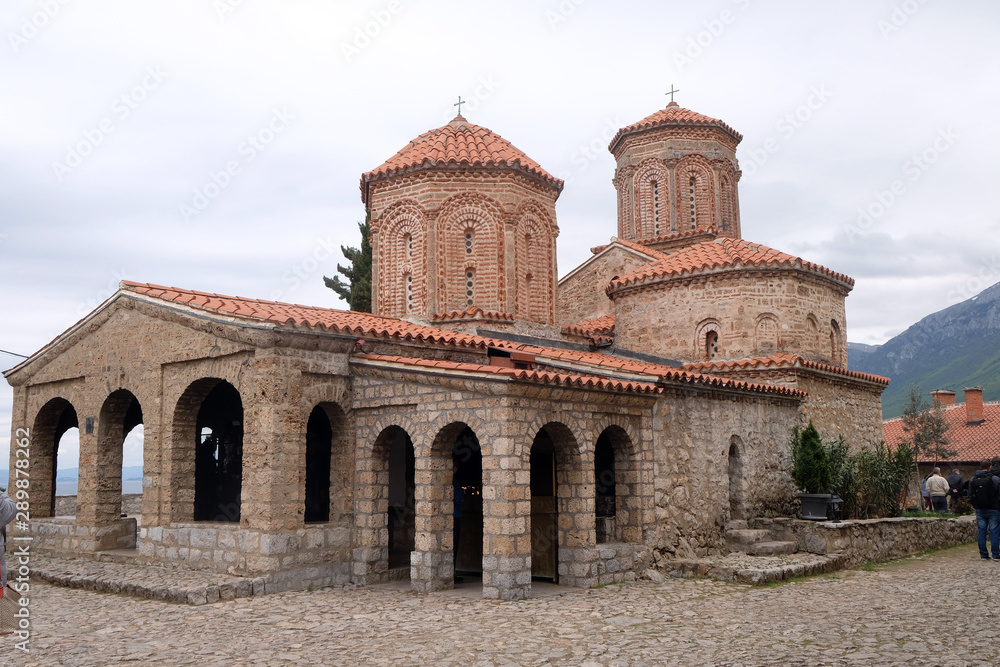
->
[6,100,888,600]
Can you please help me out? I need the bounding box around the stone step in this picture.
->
[725,529,771,546]
[746,541,798,556]
[725,520,749,531]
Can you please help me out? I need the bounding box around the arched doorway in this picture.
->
[304,406,332,523]
[530,428,557,581]
[594,433,615,544]
[193,381,244,522]
[728,437,745,521]
[452,426,483,580]
[31,398,79,518]
[386,428,415,570]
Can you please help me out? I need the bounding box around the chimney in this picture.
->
[930,390,957,407]
[965,387,984,423]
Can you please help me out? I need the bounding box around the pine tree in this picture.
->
[791,422,831,494]
[324,213,372,313]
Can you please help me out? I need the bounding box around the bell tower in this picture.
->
[608,100,743,253]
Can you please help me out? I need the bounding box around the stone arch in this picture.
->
[171,378,244,523]
[304,402,352,524]
[513,199,556,324]
[594,424,642,544]
[359,425,415,575]
[92,389,143,525]
[676,155,715,230]
[614,166,636,239]
[695,318,723,361]
[377,200,428,317]
[830,319,843,365]
[30,397,79,518]
[719,170,738,235]
[806,314,820,356]
[633,159,669,238]
[529,421,587,582]
[727,436,746,522]
[436,193,506,313]
[754,313,780,354]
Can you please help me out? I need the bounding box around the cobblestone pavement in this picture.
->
[3,543,997,666]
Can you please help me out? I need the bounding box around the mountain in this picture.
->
[848,280,1000,419]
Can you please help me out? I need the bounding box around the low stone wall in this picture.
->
[54,493,143,517]
[753,515,977,567]
[559,543,649,587]
[139,522,353,592]
[30,517,138,552]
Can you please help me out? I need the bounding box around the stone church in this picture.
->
[5,100,889,600]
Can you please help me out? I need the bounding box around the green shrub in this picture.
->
[791,422,831,494]
[854,440,914,519]
[825,435,857,517]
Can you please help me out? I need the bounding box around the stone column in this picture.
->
[411,450,453,592]
[424,212,438,316]
[664,159,678,234]
[481,431,531,600]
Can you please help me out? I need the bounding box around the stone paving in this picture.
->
[3,543,998,666]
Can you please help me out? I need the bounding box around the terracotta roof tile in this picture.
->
[118,282,803,399]
[682,352,890,386]
[562,313,615,337]
[353,354,661,395]
[608,237,854,295]
[361,115,562,202]
[885,402,1000,463]
[588,237,672,260]
[609,102,743,153]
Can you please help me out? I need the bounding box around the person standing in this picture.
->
[946,468,964,510]
[967,459,1000,560]
[0,486,16,586]
[925,467,950,512]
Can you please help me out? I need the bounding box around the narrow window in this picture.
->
[689,176,696,228]
[466,270,475,307]
[652,180,661,236]
[405,274,413,313]
[705,331,719,360]
[404,233,413,258]
[465,230,473,254]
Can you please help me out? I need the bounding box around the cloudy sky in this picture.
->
[2,0,998,470]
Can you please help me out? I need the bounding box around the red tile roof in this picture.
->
[682,353,891,387]
[607,237,854,295]
[353,354,661,395]
[121,282,498,349]
[361,115,562,202]
[884,402,1000,463]
[609,102,743,153]
[562,313,615,337]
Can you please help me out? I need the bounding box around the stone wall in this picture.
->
[55,493,142,517]
[612,270,849,367]
[557,245,656,326]
[754,515,976,567]
[651,389,801,559]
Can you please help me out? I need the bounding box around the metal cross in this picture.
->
[454,96,465,115]
[666,85,680,103]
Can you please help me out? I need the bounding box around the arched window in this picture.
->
[464,229,474,255]
[465,270,475,308]
[830,320,842,363]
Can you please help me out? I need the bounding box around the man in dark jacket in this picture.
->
[946,469,964,509]
[968,459,1000,560]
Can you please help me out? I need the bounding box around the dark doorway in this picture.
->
[595,432,616,544]
[728,439,745,521]
[194,382,243,522]
[452,426,483,576]
[305,406,332,523]
[530,429,557,581]
[388,430,415,569]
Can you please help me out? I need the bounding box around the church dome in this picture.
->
[361,115,562,204]
[608,101,743,155]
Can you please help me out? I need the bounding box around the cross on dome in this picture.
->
[666,85,680,104]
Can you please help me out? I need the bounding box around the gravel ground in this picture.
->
[2,542,996,666]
